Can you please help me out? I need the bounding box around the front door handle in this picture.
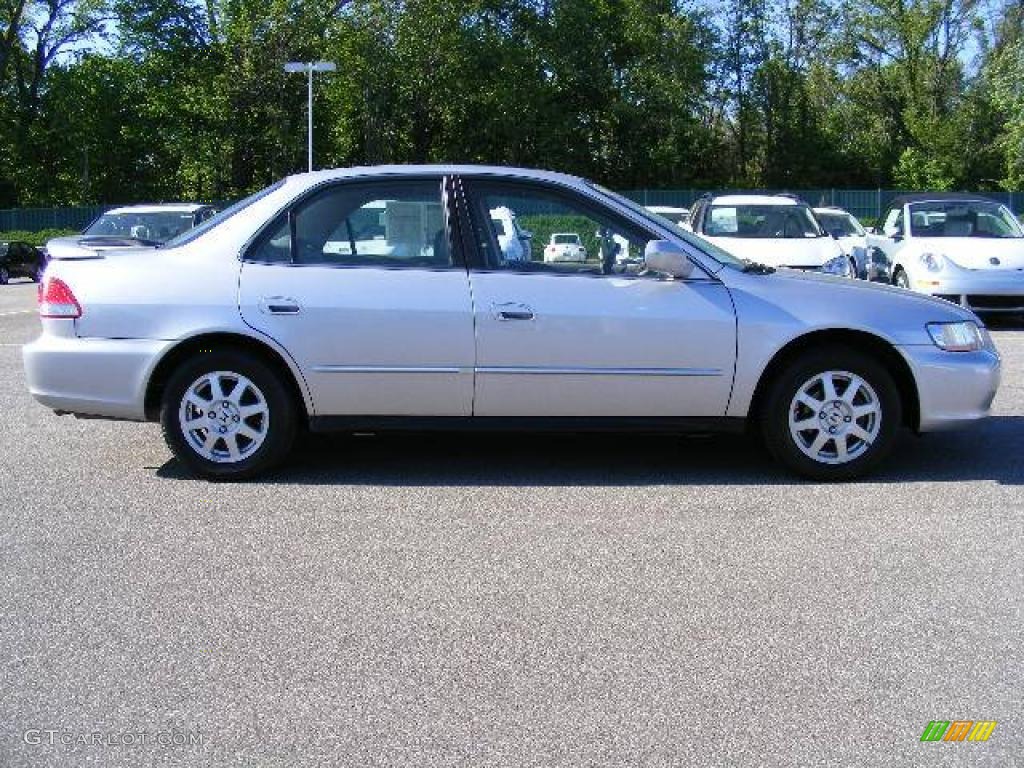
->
[259,296,301,315]
[492,302,535,321]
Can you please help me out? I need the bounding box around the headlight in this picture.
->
[820,254,853,277]
[920,252,944,272]
[926,321,986,352]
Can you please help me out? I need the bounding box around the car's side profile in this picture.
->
[867,192,1024,314]
[24,166,1001,481]
[0,240,45,284]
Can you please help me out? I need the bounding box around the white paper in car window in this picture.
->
[710,207,738,234]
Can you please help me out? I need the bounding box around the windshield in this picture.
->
[588,183,746,269]
[706,204,824,239]
[552,234,578,244]
[816,212,865,237]
[908,200,1023,238]
[84,211,197,243]
[163,181,286,248]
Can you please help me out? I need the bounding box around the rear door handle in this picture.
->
[492,302,535,321]
[259,296,301,315]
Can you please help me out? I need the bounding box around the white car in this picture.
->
[45,203,218,258]
[24,165,1000,482]
[544,233,587,262]
[490,205,533,263]
[814,206,890,282]
[645,205,690,228]
[688,194,852,277]
[868,193,1024,313]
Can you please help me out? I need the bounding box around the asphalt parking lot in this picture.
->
[1,278,1021,767]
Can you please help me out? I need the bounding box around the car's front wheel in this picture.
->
[0,267,8,285]
[761,348,902,480]
[893,268,910,289]
[160,351,297,480]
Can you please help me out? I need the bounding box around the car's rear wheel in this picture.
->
[0,267,8,285]
[893,268,910,289]
[32,264,44,283]
[160,351,297,480]
[761,347,901,480]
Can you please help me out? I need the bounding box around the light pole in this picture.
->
[284,61,337,172]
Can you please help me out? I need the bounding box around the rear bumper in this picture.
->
[22,335,172,420]
[898,344,1001,431]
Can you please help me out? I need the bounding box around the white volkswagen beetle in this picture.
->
[24,166,1000,481]
[869,193,1024,313]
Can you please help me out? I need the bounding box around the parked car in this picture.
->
[868,193,1024,314]
[646,205,690,228]
[44,203,218,259]
[687,194,853,277]
[544,233,587,263]
[0,240,46,284]
[25,165,999,482]
[813,206,891,282]
[489,205,533,263]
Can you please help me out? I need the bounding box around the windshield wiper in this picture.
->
[741,260,775,274]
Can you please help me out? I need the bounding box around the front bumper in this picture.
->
[912,270,1024,313]
[23,335,173,420]
[898,344,1001,432]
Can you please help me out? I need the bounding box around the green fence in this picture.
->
[1,189,1021,233]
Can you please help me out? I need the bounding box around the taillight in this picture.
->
[38,277,82,319]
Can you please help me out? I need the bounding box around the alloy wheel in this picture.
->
[788,370,882,465]
[177,370,270,463]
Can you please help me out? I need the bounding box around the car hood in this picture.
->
[702,235,843,267]
[912,238,1024,270]
[721,263,980,345]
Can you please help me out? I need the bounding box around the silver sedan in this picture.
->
[24,165,1001,481]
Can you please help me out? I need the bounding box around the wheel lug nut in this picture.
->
[209,411,216,418]
[819,411,826,419]
[233,415,240,422]
[844,416,851,422]
[218,426,227,434]
[828,426,836,434]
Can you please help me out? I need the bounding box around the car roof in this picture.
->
[105,203,211,214]
[813,207,853,216]
[709,194,800,206]
[888,192,1001,209]
[290,164,586,187]
[646,205,688,214]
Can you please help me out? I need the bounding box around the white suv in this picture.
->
[688,194,852,277]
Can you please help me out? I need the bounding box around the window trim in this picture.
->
[241,175,465,271]
[454,175,679,280]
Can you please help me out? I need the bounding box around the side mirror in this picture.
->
[644,240,694,279]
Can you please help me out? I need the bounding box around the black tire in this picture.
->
[160,349,297,480]
[0,267,8,285]
[893,267,910,289]
[32,264,44,283]
[760,346,902,481]
[849,258,859,280]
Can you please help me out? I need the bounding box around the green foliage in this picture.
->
[0,0,1020,206]
[0,229,78,246]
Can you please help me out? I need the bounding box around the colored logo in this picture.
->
[920,720,997,742]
